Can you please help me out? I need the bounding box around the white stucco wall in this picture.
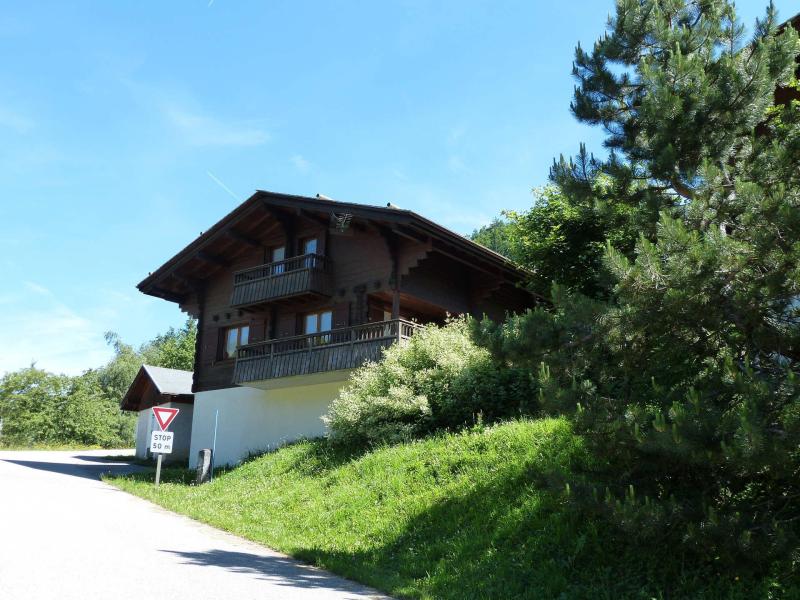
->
[188,380,345,468]
[134,410,153,460]
[133,402,194,463]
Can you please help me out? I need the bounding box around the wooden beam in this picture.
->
[149,286,185,303]
[226,229,263,248]
[196,251,230,268]
[376,226,401,319]
[430,240,507,278]
[392,224,428,244]
[262,203,296,255]
[297,208,329,227]
[171,273,205,292]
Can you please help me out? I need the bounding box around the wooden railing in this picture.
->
[233,319,420,383]
[230,253,332,307]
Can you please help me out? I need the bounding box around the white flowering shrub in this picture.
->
[325,318,536,447]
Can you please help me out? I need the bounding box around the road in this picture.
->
[0,450,389,600]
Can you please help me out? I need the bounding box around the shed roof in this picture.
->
[120,365,194,412]
[141,365,194,396]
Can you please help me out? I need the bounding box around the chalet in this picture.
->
[135,191,538,467]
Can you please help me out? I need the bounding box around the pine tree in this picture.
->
[476,0,800,575]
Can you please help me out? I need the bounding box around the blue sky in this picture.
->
[0,0,778,375]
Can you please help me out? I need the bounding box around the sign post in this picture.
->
[150,407,179,486]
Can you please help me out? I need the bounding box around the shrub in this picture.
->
[325,318,536,446]
[0,367,135,448]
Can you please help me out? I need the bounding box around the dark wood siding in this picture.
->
[181,212,534,392]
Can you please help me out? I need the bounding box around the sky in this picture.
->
[0,0,781,376]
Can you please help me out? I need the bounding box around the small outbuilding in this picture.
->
[121,365,194,463]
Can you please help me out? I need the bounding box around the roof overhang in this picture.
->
[137,190,543,305]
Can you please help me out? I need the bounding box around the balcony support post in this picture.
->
[378,226,402,320]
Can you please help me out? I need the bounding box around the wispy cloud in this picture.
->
[0,290,111,376]
[291,154,311,173]
[165,106,269,147]
[23,281,52,296]
[381,178,491,232]
[447,155,466,173]
[121,78,270,148]
[0,282,176,376]
[0,105,35,134]
[447,125,466,145]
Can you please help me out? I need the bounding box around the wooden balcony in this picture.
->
[230,253,332,308]
[233,319,420,384]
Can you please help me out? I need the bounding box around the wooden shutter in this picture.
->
[332,302,350,329]
[249,318,267,343]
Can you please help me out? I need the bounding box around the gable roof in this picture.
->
[120,365,194,411]
[137,189,540,304]
[141,365,194,396]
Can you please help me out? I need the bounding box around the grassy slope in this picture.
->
[108,419,783,599]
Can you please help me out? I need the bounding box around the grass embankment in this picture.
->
[107,419,783,599]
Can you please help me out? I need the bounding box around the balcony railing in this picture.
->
[230,253,332,308]
[233,319,420,384]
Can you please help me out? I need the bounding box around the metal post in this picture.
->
[210,409,219,482]
[155,453,163,487]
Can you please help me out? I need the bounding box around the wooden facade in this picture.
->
[138,191,540,392]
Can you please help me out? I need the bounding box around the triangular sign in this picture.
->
[152,406,179,431]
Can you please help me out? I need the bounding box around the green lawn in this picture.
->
[106,419,787,599]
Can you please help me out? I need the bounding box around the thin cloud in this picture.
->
[291,154,311,173]
[121,78,270,148]
[23,281,52,296]
[447,155,466,173]
[447,125,466,146]
[0,303,110,376]
[0,105,35,134]
[165,106,269,147]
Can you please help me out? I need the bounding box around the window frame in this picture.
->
[270,245,286,275]
[220,323,250,361]
[303,309,333,345]
[301,237,319,256]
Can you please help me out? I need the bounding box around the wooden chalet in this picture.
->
[138,191,538,394]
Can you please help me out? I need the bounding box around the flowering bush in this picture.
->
[325,318,536,447]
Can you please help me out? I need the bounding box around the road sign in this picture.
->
[152,406,179,431]
[150,430,174,454]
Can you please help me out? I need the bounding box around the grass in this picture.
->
[106,418,791,599]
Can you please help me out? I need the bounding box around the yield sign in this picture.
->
[152,406,179,431]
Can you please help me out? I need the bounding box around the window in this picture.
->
[270,245,286,275]
[302,237,318,255]
[304,310,332,334]
[221,324,250,360]
[301,237,319,268]
[304,310,332,345]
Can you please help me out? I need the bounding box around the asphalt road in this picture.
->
[0,450,389,600]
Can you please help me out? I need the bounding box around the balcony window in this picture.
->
[305,310,332,345]
[270,246,285,275]
[302,237,319,268]
[302,237,318,255]
[222,324,250,360]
